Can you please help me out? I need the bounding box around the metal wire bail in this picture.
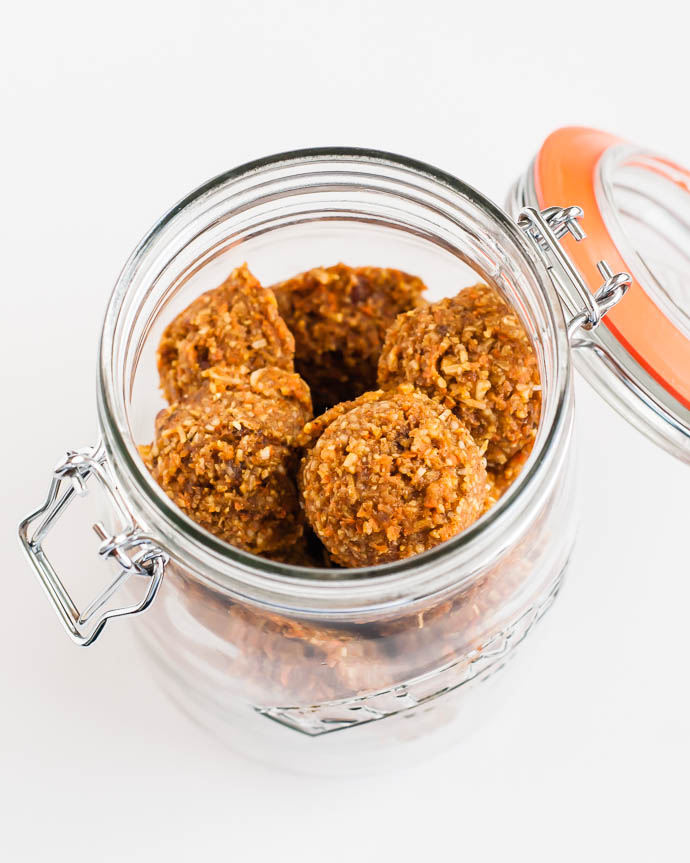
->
[18,441,168,646]
[517,205,631,339]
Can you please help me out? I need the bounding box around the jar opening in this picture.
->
[98,148,572,605]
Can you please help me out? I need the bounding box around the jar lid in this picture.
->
[514,126,690,463]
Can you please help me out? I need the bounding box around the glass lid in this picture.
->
[518,126,690,465]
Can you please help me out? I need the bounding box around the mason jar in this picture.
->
[19,127,690,773]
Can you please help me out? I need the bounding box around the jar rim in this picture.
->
[97,146,573,609]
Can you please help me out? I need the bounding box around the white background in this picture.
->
[2,2,689,860]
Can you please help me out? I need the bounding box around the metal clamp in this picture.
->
[18,442,168,646]
[517,205,631,339]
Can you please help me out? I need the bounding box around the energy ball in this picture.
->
[140,366,312,559]
[299,387,487,567]
[378,283,541,469]
[158,264,295,403]
[271,263,427,411]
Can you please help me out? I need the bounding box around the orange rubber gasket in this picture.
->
[534,126,690,410]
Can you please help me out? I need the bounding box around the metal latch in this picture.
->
[517,205,631,338]
[18,441,168,646]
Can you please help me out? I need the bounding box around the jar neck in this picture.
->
[98,147,572,613]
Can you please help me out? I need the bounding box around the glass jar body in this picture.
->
[132,440,575,772]
[98,150,575,771]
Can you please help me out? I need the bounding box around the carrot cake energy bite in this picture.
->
[271,263,427,411]
[299,386,488,567]
[158,264,295,403]
[377,283,541,469]
[140,366,312,560]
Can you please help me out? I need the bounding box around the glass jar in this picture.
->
[20,131,690,772]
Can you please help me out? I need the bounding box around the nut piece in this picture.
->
[378,283,541,468]
[158,264,295,403]
[140,366,312,558]
[271,263,427,411]
[299,388,487,567]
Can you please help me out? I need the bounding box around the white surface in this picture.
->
[2,2,689,860]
